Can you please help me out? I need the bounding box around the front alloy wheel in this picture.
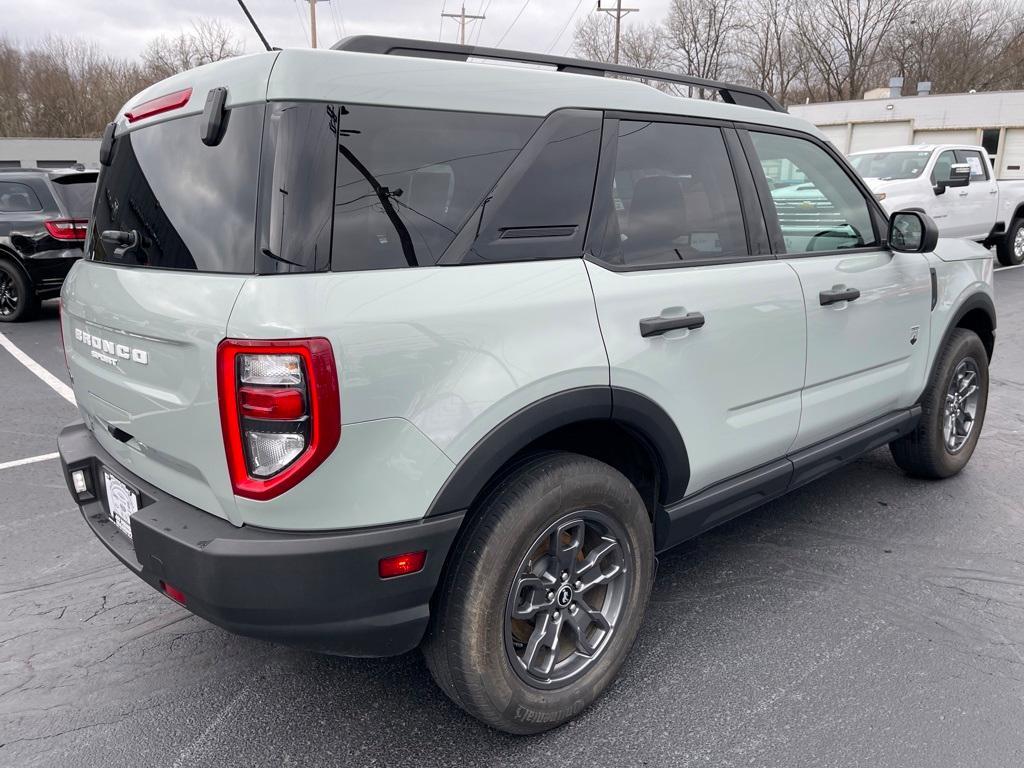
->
[505,511,631,688]
[942,358,981,454]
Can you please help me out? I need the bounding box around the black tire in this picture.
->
[996,218,1024,266]
[890,328,989,478]
[0,259,34,323]
[423,452,654,734]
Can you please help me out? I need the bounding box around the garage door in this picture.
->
[849,122,912,153]
[817,124,849,153]
[913,129,979,146]
[999,128,1024,179]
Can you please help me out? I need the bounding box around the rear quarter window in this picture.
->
[0,181,43,213]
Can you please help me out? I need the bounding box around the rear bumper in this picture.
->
[57,421,463,656]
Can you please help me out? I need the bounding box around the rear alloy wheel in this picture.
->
[0,261,34,323]
[505,510,631,689]
[424,452,654,734]
[996,218,1024,266]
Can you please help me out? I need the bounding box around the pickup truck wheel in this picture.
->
[996,218,1024,266]
[0,260,34,323]
[890,328,989,478]
[423,452,654,734]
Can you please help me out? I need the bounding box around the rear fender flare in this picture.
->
[424,386,690,518]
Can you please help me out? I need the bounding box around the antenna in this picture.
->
[236,0,275,51]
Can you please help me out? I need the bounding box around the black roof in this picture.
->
[332,35,786,113]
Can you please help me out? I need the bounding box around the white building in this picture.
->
[790,90,1024,180]
[0,137,101,169]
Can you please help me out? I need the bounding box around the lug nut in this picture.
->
[552,611,560,620]
[547,591,554,601]
[575,580,583,590]
[569,604,578,614]
[561,571,569,581]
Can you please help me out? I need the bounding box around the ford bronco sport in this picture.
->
[57,37,995,734]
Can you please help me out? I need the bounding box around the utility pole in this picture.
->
[596,0,638,65]
[307,0,328,48]
[441,4,486,46]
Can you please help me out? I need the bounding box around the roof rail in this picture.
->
[332,35,786,113]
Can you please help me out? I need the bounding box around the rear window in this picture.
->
[91,104,264,272]
[51,174,98,218]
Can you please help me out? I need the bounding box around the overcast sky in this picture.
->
[8,0,674,61]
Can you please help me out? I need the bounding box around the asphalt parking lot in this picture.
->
[1,267,1023,767]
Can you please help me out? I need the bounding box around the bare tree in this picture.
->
[573,15,667,70]
[736,0,804,105]
[793,0,917,100]
[663,0,745,87]
[142,19,243,81]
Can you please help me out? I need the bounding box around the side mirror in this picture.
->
[889,210,939,253]
[934,162,971,194]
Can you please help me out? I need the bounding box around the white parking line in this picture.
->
[0,452,60,471]
[995,263,1024,272]
[0,331,76,406]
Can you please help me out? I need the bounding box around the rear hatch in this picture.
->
[61,57,276,523]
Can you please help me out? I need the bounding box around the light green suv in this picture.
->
[57,37,995,734]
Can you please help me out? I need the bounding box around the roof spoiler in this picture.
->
[331,35,786,114]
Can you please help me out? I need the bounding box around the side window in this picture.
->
[330,106,540,272]
[0,182,42,213]
[466,110,601,263]
[931,150,957,184]
[749,131,878,254]
[956,149,989,181]
[594,120,747,268]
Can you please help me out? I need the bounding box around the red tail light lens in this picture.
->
[239,386,306,420]
[45,219,89,241]
[125,87,193,123]
[217,338,340,500]
[379,551,427,579]
[160,581,187,605]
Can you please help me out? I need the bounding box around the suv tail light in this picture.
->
[217,338,341,500]
[45,219,89,241]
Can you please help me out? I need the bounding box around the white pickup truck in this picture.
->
[848,144,1024,265]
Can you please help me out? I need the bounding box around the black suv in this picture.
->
[0,168,98,322]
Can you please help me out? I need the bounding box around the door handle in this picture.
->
[639,311,705,337]
[957,191,969,197]
[819,287,861,306]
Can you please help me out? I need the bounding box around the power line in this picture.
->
[495,0,531,47]
[290,0,310,46]
[472,0,491,45]
[439,1,447,41]
[546,0,585,53]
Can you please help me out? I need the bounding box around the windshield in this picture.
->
[849,151,932,180]
[51,174,98,217]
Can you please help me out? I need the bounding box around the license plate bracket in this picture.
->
[103,470,139,540]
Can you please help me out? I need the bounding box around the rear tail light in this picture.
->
[125,87,193,123]
[217,338,340,500]
[45,219,89,241]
